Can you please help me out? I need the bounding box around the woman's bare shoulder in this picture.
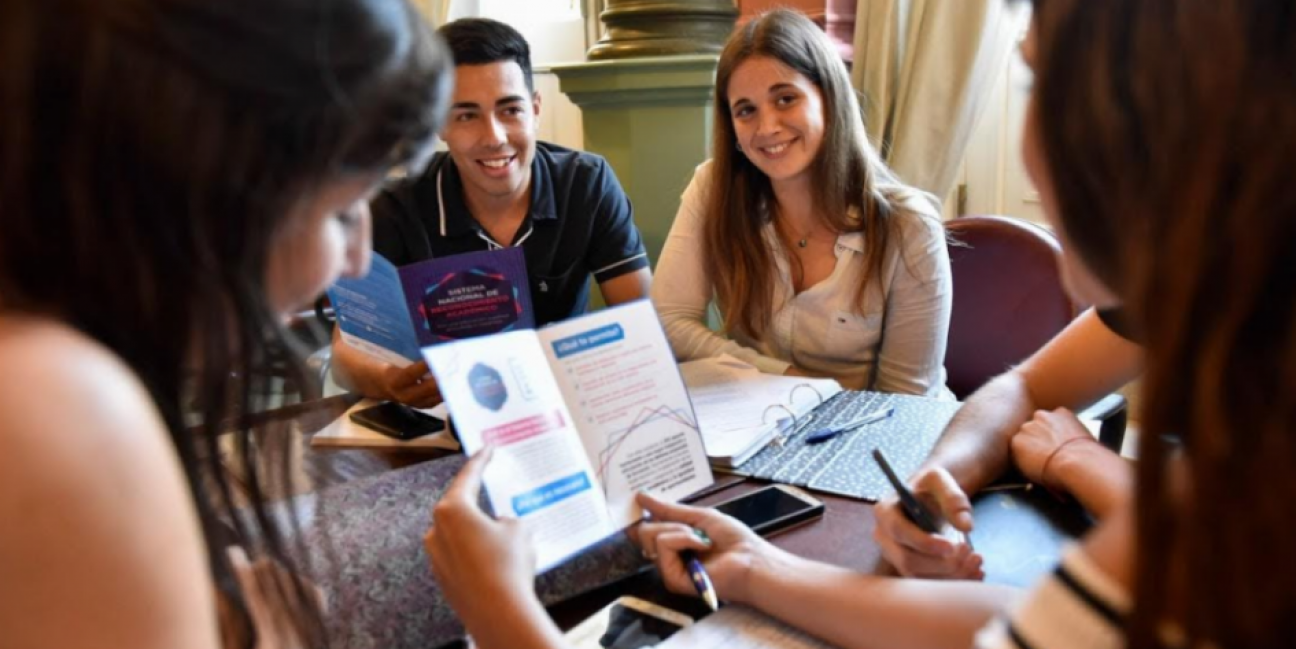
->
[0,316,166,453]
[0,315,186,516]
[0,316,217,647]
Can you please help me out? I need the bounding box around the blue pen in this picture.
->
[804,406,894,444]
[681,550,719,611]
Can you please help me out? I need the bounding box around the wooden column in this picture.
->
[588,0,739,60]
[551,56,719,266]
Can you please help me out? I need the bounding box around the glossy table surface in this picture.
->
[256,395,884,561]
[235,395,1080,648]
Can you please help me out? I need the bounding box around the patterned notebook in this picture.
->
[731,390,961,502]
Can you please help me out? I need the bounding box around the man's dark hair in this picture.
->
[438,18,534,92]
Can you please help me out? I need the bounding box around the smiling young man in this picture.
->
[331,18,652,407]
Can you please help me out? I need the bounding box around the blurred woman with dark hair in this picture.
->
[0,0,450,646]
[427,2,1296,648]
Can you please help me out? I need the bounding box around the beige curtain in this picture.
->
[853,0,1025,202]
[422,0,454,25]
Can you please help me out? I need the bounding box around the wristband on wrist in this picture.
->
[1040,435,1094,490]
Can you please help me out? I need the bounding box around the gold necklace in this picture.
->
[775,206,820,249]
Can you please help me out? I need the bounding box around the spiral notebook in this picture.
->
[680,356,843,468]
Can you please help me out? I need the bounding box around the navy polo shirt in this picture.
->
[370,141,649,326]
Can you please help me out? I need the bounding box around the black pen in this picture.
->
[871,448,941,533]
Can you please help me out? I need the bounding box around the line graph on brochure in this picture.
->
[594,404,699,496]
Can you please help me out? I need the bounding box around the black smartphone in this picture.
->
[710,484,825,537]
[349,401,446,441]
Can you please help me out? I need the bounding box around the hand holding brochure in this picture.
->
[423,300,714,571]
[327,249,533,367]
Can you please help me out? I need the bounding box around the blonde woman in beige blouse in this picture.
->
[650,11,951,396]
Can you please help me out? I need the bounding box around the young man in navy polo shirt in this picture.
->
[332,18,652,407]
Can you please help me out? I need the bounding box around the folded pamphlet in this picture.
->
[327,249,533,367]
[424,300,714,571]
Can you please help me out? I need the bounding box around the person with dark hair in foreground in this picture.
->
[425,3,1296,648]
[0,0,451,647]
[331,17,652,408]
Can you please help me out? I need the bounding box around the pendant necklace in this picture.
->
[777,204,817,249]
[796,222,815,248]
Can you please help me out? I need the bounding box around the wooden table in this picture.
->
[250,396,884,564]
[242,395,1078,647]
[545,477,888,630]
[235,396,887,634]
[271,397,883,549]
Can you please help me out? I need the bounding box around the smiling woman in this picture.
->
[726,56,827,197]
[651,9,953,396]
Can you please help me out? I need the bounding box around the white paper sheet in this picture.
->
[653,606,837,649]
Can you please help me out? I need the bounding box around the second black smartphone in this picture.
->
[710,484,825,537]
[349,401,446,441]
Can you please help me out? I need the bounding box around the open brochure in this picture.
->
[423,300,714,571]
[680,356,843,468]
[326,249,533,367]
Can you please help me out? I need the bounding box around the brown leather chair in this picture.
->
[945,215,1077,398]
[944,215,1127,452]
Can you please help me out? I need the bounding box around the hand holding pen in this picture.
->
[637,492,776,611]
[870,453,982,580]
[682,543,720,611]
[872,449,943,533]
[640,521,719,611]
